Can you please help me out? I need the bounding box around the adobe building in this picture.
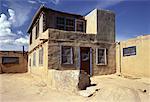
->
[0,51,28,73]
[116,35,150,78]
[27,5,115,77]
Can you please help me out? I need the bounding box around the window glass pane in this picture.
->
[96,48,106,65]
[35,21,39,39]
[66,18,74,26]
[98,49,105,64]
[33,52,36,66]
[56,17,65,25]
[39,48,43,65]
[61,46,73,64]
[76,21,84,32]
[123,46,136,56]
[2,57,19,64]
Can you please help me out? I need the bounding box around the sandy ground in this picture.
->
[0,73,150,102]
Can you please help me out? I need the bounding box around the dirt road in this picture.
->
[0,73,149,102]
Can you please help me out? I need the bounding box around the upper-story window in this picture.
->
[35,20,39,39]
[66,18,75,31]
[56,17,65,30]
[76,20,84,32]
[29,32,32,45]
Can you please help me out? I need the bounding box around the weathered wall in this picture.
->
[28,29,49,82]
[97,10,115,42]
[47,70,90,93]
[85,9,115,42]
[116,35,150,77]
[0,51,28,73]
[48,29,116,76]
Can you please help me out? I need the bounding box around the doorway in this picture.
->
[80,47,91,75]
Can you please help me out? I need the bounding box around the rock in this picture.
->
[78,70,91,90]
[78,85,100,97]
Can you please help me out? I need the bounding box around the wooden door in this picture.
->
[80,47,90,75]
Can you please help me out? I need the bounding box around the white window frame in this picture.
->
[60,46,73,65]
[96,48,107,65]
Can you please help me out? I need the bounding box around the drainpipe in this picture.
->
[23,46,25,56]
[118,42,122,75]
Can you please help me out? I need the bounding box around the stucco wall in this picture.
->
[28,29,49,82]
[0,51,28,73]
[85,9,115,42]
[116,35,150,77]
[48,29,116,76]
[85,9,97,34]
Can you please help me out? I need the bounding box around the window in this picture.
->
[2,57,19,64]
[33,52,36,66]
[29,32,32,45]
[61,46,73,64]
[123,46,136,56]
[35,21,39,39]
[56,17,65,30]
[29,58,31,66]
[76,20,84,32]
[96,48,107,65]
[56,17,75,31]
[66,18,75,31]
[39,48,44,65]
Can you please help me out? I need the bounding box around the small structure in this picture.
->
[27,6,116,91]
[0,51,28,73]
[116,35,150,77]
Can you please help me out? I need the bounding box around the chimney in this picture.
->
[23,46,24,56]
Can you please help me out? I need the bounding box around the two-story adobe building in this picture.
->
[27,5,116,78]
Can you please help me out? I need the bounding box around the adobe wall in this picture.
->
[116,35,150,77]
[0,51,28,73]
[48,29,116,76]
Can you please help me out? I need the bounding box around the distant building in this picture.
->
[27,6,116,77]
[0,51,28,73]
[116,35,150,77]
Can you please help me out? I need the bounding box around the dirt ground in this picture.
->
[0,73,150,102]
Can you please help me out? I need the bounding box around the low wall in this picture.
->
[47,70,91,93]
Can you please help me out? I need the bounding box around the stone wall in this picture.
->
[48,29,116,76]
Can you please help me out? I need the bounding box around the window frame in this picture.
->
[60,46,73,65]
[39,48,44,66]
[29,32,32,45]
[123,46,136,57]
[2,57,19,64]
[96,48,107,65]
[35,20,39,39]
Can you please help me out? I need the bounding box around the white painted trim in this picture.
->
[60,46,73,65]
[78,47,81,69]
[90,48,92,76]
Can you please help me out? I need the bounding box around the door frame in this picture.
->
[78,47,92,76]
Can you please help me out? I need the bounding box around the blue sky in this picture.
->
[0,0,150,51]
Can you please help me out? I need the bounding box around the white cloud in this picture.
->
[8,9,16,23]
[0,13,15,36]
[0,9,29,51]
[50,0,60,5]
[96,0,123,9]
[15,36,29,45]
[7,0,32,27]
[28,0,38,4]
